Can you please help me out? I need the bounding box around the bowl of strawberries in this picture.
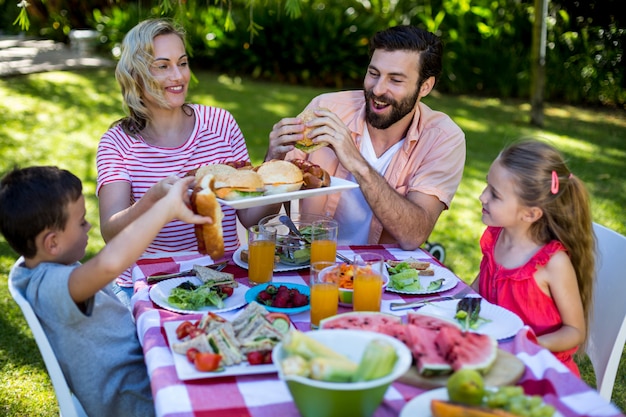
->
[245,282,311,314]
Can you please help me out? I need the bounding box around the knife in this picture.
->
[147,261,228,284]
[389,296,455,311]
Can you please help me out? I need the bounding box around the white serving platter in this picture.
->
[217,177,358,209]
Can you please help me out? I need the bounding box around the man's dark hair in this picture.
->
[0,166,83,258]
[369,25,444,87]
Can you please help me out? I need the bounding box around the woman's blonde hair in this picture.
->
[113,18,187,134]
[498,139,595,346]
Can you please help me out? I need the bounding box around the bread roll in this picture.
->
[191,175,225,260]
[256,160,304,194]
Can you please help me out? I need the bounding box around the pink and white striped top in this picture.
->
[96,104,249,286]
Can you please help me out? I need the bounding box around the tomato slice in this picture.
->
[175,321,195,339]
[194,352,222,372]
[265,312,290,324]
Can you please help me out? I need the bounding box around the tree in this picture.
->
[530,0,548,127]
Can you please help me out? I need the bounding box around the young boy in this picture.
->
[0,166,211,417]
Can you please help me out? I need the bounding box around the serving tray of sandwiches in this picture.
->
[163,303,287,380]
[217,176,359,210]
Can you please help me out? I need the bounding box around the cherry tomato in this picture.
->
[186,348,199,363]
[220,286,234,297]
[194,352,222,372]
[175,321,195,339]
[263,350,273,364]
[246,351,265,365]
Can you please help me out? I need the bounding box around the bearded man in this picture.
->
[266,26,465,249]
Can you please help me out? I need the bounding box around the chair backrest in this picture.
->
[8,276,88,417]
[585,222,626,401]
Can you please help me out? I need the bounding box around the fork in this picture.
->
[388,286,474,311]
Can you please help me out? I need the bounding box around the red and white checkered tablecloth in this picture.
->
[130,245,624,417]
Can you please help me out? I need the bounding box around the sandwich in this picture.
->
[213,169,265,200]
[192,265,238,293]
[207,326,245,365]
[387,258,431,270]
[191,171,224,260]
[295,107,331,153]
[256,160,304,195]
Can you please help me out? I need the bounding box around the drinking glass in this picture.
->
[309,261,339,329]
[310,219,338,264]
[352,252,384,312]
[247,225,276,286]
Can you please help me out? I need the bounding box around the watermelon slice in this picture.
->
[435,325,498,374]
[319,311,402,331]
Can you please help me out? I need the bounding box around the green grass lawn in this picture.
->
[1,69,625,415]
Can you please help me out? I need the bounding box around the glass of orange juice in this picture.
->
[352,252,384,312]
[309,261,339,329]
[247,225,276,286]
[310,219,338,264]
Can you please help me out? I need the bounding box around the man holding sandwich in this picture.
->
[265,25,465,251]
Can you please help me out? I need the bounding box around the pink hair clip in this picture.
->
[551,170,559,194]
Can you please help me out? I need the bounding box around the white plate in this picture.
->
[149,277,249,315]
[400,387,563,417]
[217,177,358,209]
[386,263,460,295]
[163,320,276,380]
[418,298,524,340]
[232,246,308,272]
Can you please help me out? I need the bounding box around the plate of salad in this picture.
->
[149,277,249,315]
[385,262,459,295]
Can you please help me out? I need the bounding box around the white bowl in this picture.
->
[272,329,412,417]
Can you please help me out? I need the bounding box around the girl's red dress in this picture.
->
[478,226,580,376]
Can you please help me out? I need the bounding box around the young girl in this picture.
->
[474,139,594,376]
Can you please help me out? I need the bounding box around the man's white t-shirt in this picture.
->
[334,127,405,245]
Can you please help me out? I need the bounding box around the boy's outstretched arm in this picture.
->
[68,176,211,303]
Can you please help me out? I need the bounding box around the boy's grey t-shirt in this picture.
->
[10,259,154,417]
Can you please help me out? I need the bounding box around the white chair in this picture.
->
[585,222,626,401]
[8,276,88,417]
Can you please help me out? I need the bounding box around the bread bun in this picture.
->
[213,170,265,200]
[288,159,331,189]
[256,160,304,194]
[295,107,331,153]
[190,175,224,260]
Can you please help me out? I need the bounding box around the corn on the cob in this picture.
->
[281,355,311,377]
[309,357,358,382]
[282,330,350,361]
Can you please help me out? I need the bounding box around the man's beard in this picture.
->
[364,87,419,130]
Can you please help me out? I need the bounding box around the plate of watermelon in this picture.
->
[418,298,524,340]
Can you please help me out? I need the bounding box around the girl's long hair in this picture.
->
[498,139,595,346]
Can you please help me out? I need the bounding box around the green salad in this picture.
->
[168,281,227,310]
